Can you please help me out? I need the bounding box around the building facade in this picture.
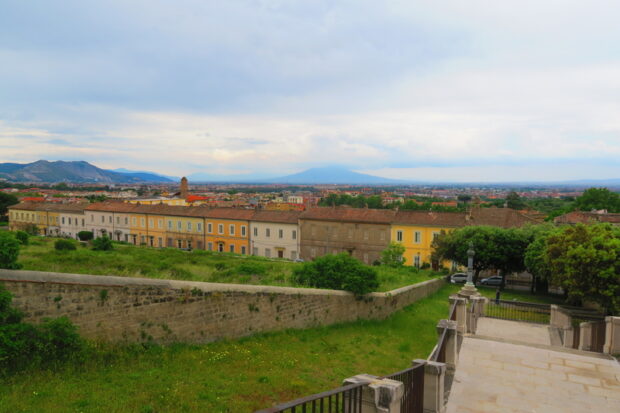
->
[250,210,301,259]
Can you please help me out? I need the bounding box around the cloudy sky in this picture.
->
[1,0,619,182]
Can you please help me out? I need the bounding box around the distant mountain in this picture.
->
[111,168,178,182]
[270,166,406,184]
[0,160,174,183]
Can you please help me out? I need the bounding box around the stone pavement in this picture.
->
[446,333,620,413]
[475,318,551,346]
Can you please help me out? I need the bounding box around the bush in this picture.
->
[92,236,113,251]
[420,262,431,270]
[0,232,21,269]
[381,242,406,267]
[14,231,29,245]
[77,231,93,241]
[293,253,379,295]
[0,284,84,373]
[55,239,77,251]
[237,262,267,276]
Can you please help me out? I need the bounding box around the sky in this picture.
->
[1,0,620,182]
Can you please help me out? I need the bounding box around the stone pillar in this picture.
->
[563,327,574,348]
[603,316,620,355]
[342,374,404,413]
[449,295,467,335]
[467,296,487,334]
[436,319,458,370]
[578,322,593,352]
[413,359,445,413]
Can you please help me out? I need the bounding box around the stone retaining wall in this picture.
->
[0,270,446,344]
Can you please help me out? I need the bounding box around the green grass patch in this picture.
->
[17,237,441,292]
[0,284,460,413]
[476,285,565,305]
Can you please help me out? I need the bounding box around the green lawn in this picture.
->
[0,284,460,413]
[17,237,442,292]
[475,285,565,305]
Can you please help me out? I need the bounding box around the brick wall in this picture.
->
[0,270,446,344]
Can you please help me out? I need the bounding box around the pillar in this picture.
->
[413,359,445,413]
[342,374,404,413]
[436,319,458,370]
[578,322,592,352]
[449,295,467,335]
[603,316,620,355]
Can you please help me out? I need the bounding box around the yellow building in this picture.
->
[8,202,87,236]
[202,209,254,254]
[127,198,187,206]
[143,204,206,249]
[391,211,467,269]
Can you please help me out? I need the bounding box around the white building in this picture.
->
[249,211,301,260]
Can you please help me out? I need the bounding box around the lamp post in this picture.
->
[459,241,480,298]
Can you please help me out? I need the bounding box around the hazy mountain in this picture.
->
[111,168,178,182]
[0,160,174,183]
[270,166,407,184]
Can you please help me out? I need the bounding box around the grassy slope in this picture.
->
[17,237,442,292]
[0,284,460,413]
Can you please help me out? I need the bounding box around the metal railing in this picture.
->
[381,364,425,413]
[484,300,551,324]
[255,382,364,413]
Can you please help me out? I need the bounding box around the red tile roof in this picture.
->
[300,207,396,224]
[251,210,302,224]
[394,211,468,227]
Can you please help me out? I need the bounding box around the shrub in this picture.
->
[237,262,267,275]
[420,262,431,270]
[55,239,77,251]
[77,231,93,241]
[381,242,406,267]
[0,283,84,373]
[92,236,113,251]
[0,232,21,269]
[293,253,379,295]
[14,231,29,246]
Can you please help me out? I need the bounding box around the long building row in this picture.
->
[8,202,540,267]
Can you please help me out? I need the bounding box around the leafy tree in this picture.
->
[544,224,620,314]
[506,191,527,210]
[293,253,379,295]
[0,232,21,269]
[14,231,29,246]
[0,192,19,221]
[55,239,77,251]
[574,187,620,213]
[381,242,406,267]
[77,231,93,241]
[92,236,113,251]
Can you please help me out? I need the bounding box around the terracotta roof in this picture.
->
[9,202,88,213]
[554,211,620,225]
[200,208,255,221]
[467,207,542,228]
[251,210,301,224]
[393,210,468,227]
[300,207,396,224]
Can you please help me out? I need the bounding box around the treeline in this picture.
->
[318,193,465,212]
[432,222,620,314]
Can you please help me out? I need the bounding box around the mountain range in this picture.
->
[0,160,174,184]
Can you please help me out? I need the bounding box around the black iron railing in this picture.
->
[255,382,364,413]
[381,363,425,413]
[484,300,551,324]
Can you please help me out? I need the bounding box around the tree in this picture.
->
[381,242,406,267]
[574,187,620,213]
[432,226,528,285]
[506,191,527,210]
[522,224,558,294]
[92,236,113,251]
[292,253,379,295]
[0,192,18,221]
[14,231,29,246]
[544,224,620,314]
[0,232,21,269]
[55,239,77,251]
[77,231,93,241]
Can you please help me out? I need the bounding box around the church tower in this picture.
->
[180,177,189,199]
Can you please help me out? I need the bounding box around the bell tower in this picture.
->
[180,177,189,199]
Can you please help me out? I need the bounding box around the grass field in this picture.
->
[17,237,443,292]
[0,284,461,413]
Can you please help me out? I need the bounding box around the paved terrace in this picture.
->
[446,319,620,413]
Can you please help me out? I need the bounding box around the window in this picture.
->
[253,227,258,236]
[380,231,385,241]
[432,232,440,241]
[177,221,182,231]
[101,216,105,223]
[266,228,271,237]
[109,216,112,224]
[278,229,283,239]
[68,218,72,225]
[116,217,120,224]
[187,222,192,231]
[132,217,137,226]
[81,219,85,227]
[177,240,183,249]
[62,217,65,225]
[167,238,173,247]
[241,226,246,236]
[158,219,163,229]
[149,219,153,228]
[207,223,212,233]
[414,231,422,244]
[265,248,271,258]
[241,246,246,255]
[252,247,258,255]
[158,237,163,247]
[229,245,235,253]
[229,225,235,235]
[140,218,145,227]
[311,247,316,257]
[141,235,145,244]
[364,230,369,240]
[168,220,173,230]
[396,230,403,242]
[208,242,213,251]
[292,230,297,240]
[125,217,128,225]
[414,254,421,267]
[218,224,223,234]
[187,240,192,250]
[197,223,202,232]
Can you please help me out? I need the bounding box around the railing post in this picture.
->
[603,316,620,355]
[413,359,445,413]
[342,374,404,413]
[467,296,486,334]
[436,319,458,371]
[563,326,575,348]
[578,322,593,352]
[449,296,467,335]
